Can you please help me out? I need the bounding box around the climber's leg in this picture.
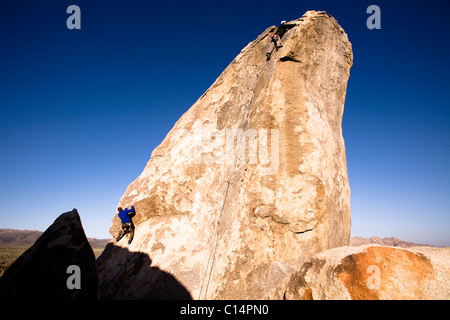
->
[267,34,281,60]
[116,225,125,242]
[128,224,134,244]
[273,34,283,50]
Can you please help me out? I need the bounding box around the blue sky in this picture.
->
[0,0,449,246]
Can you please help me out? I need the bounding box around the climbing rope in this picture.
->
[197,22,300,299]
[197,56,271,300]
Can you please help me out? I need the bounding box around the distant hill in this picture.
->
[0,228,110,249]
[0,229,43,246]
[350,236,433,248]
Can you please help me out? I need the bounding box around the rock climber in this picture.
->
[115,205,136,244]
[266,20,297,60]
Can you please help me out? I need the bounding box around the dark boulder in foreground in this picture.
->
[0,209,98,299]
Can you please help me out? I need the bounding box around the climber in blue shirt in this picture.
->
[116,206,135,244]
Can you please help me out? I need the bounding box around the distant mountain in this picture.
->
[0,228,110,249]
[0,229,42,246]
[87,237,111,250]
[350,236,433,248]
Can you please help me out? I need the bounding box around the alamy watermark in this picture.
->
[66,5,81,30]
[366,265,381,290]
[170,121,279,175]
[366,5,381,29]
[66,265,81,289]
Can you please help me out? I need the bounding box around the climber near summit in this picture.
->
[266,20,297,60]
[115,205,136,244]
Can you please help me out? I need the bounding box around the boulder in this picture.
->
[0,209,98,299]
[284,245,450,300]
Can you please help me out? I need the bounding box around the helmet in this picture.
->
[280,20,287,25]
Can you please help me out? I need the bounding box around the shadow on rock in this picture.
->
[97,243,192,300]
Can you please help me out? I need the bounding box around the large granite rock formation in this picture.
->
[0,209,98,299]
[284,245,450,300]
[98,10,353,299]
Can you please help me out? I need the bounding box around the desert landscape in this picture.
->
[1,10,448,300]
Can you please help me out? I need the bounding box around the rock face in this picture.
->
[98,10,353,299]
[284,245,450,300]
[0,209,98,299]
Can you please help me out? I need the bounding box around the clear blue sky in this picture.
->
[1,0,449,246]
